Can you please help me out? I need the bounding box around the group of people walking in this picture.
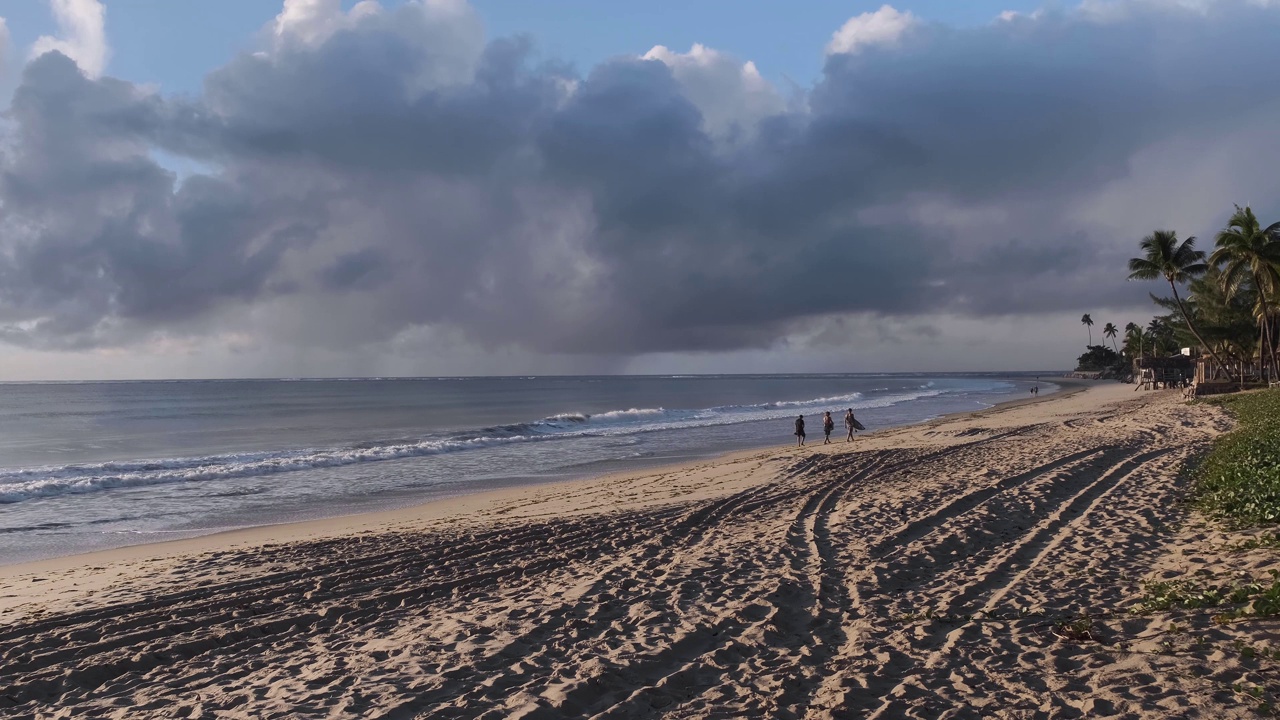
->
[793,408,861,447]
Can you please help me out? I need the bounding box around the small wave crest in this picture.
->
[0,434,541,504]
[539,408,668,425]
[771,392,864,409]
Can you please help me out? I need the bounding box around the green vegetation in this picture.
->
[1075,345,1122,372]
[1135,570,1280,621]
[1210,206,1280,380]
[1102,321,1119,351]
[1128,230,1232,376]
[1113,204,1280,380]
[1051,614,1097,643]
[1195,389,1280,525]
[1135,577,1260,613]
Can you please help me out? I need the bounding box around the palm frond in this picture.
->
[1127,257,1160,280]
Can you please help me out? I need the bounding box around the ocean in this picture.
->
[0,373,1055,564]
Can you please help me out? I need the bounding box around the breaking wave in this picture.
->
[0,385,954,505]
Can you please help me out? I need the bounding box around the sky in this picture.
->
[0,0,1278,380]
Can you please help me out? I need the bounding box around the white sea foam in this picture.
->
[591,408,668,421]
[772,392,864,408]
[0,385,959,504]
[0,435,541,504]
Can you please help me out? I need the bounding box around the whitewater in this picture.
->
[0,374,1054,563]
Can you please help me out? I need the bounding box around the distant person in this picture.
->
[795,415,806,447]
[822,411,835,444]
[844,408,857,442]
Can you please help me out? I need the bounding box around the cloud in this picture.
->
[29,0,110,77]
[272,0,381,47]
[1077,0,1278,21]
[641,44,785,141]
[1,0,1279,368]
[268,0,483,93]
[826,4,918,55]
[0,16,9,75]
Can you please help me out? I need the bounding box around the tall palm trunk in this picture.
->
[1266,309,1278,381]
[1258,284,1270,382]
[1266,314,1274,381]
[1261,310,1268,381]
[1253,282,1277,382]
[1169,279,1235,382]
[1272,314,1279,379]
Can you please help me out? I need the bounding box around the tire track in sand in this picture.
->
[860,446,1177,719]
[361,452,887,719]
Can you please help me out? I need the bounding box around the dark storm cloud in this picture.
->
[0,51,339,349]
[2,0,1280,354]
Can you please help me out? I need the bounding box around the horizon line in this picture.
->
[0,370,1069,384]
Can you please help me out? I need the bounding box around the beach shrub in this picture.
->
[1194,389,1280,526]
[1075,345,1122,372]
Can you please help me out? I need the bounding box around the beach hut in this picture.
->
[1194,353,1276,394]
[1133,354,1194,390]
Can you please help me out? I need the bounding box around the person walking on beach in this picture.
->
[822,411,835,444]
[844,408,856,442]
[795,415,806,447]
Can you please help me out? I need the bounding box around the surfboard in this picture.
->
[852,419,865,431]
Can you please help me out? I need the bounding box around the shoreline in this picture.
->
[0,376,1090,578]
[0,376,1084,577]
[6,378,1264,718]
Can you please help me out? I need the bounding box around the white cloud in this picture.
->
[0,16,9,75]
[826,4,918,56]
[642,43,785,140]
[272,0,382,47]
[267,0,483,94]
[996,8,1045,22]
[29,0,109,78]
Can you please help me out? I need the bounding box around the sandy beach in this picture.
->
[2,380,1276,718]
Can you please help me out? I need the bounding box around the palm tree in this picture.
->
[1210,205,1280,379]
[1103,322,1119,351]
[1128,230,1234,380]
[1081,314,1094,346]
[1147,318,1172,355]
[1124,322,1142,358]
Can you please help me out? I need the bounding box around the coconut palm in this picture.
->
[1210,205,1280,379]
[1124,322,1143,359]
[1128,230,1233,380]
[1147,318,1174,355]
[1081,314,1094,345]
[1185,265,1259,366]
[1103,322,1119,352]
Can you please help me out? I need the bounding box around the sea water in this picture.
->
[0,373,1057,564]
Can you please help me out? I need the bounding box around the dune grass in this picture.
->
[1195,388,1280,526]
